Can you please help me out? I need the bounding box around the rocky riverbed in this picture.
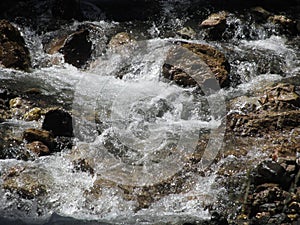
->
[0,0,300,224]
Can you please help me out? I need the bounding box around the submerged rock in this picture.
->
[0,20,31,71]
[2,166,49,199]
[42,109,73,137]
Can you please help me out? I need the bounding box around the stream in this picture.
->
[0,1,299,224]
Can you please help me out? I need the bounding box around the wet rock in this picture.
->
[229,83,300,136]
[23,128,56,151]
[2,166,48,199]
[108,32,136,49]
[251,7,272,21]
[42,109,73,137]
[176,27,196,39]
[0,20,31,71]
[26,141,50,157]
[162,42,230,88]
[251,160,292,189]
[200,11,228,40]
[259,83,300,110]
[210,211,229,225]
[9,97,23,108]
[23,107,42,121]
[200,11,227,28]
[72,158,94,175]
[47,28,92,68]
[268,15,298,35]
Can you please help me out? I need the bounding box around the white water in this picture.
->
[0,18,299,224]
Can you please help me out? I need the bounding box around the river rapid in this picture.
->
[0,1,299,224]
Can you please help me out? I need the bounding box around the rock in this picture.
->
[176,27,196,39]
[251,160,292,189]
[200,11,227,28]
[0,20,31,71]
[2,166,48,199]
[229,83,300,136]
[200,11,228,40]
[72,158,94,175]
[108,32,135,49]
[162,42,230,88]
[251,7,272,21]
[42,109,73,137]
[268,15,298,35]
[9,97,23,108]
[26,141,50,156]
[23,128,56,151]
[59,29,92,68]
[259,83,300,110]
[23,107,42,121]
[210,211,229,225]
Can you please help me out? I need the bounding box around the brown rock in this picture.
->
[200,11,227,28]
[162,42,230,88]
[2,166,48,199]
[259,83,300,110]
[200,11,228,40]
[108,32,135,49]
[0,20,31,71]
[23,128,56,150]
[26,141,50,156]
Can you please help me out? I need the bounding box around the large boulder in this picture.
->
[162,42,230,89]
[0,20,31,71]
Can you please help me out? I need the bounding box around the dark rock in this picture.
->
[42,109,73,137]
[267,213,287,224]
[23,128,56,151]
[162,42,230,89]
[59,29,92,68]
[210,211,229,225]
[251,7,272,22]
[268,15,298,35]
[0,20,31,71]
[251,160,292,189]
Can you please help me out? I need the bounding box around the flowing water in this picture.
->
[0,2,299,224]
